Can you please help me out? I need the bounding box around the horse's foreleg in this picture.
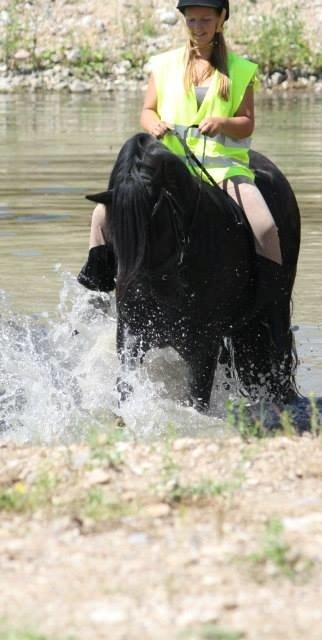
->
[116,320,147,404]
[185,343,219,412]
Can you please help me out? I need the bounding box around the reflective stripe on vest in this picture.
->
[183,154,249,169]
[173,124,251,150]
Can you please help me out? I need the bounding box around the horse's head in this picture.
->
[109,133,195,207]
[88,133,199,298]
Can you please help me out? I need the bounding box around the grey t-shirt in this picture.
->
[195,85,208,108]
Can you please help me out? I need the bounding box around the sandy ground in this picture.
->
[1,432,322,639]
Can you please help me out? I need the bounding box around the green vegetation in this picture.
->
[163,476,239,505]
[309,393,321,436]
[279,409,297,437]
[86,425,125,469]
[2,0,24,68]
[251,518,294,577]
[0,427,130,525]
[76,426,132,524]
[0,625,75,640]
[179,625,245,640]
[82,486,133,522]
[157,423,241,505]
[70,45,110,79]
[248,6,311,72]
[0,468,58,514]
[226,399,265,440]
[248,518,313,580]
[226,394,321,439]
[35,49,62,70]
[141,19,158,38]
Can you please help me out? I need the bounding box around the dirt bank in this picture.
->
[1,431,322,639]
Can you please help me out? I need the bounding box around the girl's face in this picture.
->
[184,6,223,47]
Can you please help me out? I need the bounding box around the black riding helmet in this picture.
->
[177,0,229,20]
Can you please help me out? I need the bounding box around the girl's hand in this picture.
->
[199,117,225,137]
[150,121,172,139]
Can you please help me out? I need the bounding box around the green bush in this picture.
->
[1,0,24,66]
[249,6,311,71]
[70,45,110,79]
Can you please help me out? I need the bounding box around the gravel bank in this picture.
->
[1,432,322,639]
[0,0,322,93]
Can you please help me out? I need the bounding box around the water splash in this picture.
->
[1,273,321,444]
[0,272,228,444]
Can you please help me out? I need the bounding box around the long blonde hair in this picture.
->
[183,21,230,100]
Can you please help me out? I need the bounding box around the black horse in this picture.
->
[78,133,300,411]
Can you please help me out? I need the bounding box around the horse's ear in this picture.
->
[86,189,113,205]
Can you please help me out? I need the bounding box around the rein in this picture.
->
[152,187,187,264]
[148,127,217,283]
[149,187,188,283]
[171,126,219,189]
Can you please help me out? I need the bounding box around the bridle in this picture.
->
[147,126,215,284]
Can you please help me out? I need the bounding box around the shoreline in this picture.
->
[1,70,322,96]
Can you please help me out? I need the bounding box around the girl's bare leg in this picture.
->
[221,177,282,265]
[89,204,109,248]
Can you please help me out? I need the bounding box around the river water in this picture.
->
[0,92,321,442]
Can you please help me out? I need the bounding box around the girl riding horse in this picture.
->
[77,0,300,408]
[83,0,291,351]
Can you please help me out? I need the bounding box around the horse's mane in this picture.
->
[108,133,193,294]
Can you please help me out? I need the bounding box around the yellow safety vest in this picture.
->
[150,47,258,184]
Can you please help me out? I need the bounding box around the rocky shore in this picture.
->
[0,0,322,94]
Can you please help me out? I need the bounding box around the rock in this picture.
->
[81,15,93,28]
[88,598,131,624]
[159,10,178,26]
[176,596,220,626]
[69,79,91,93]
[96,20,106,33]
[66,48,82,64]
[113,60,132,76]
[173,438,194,451]
[100,80,114,91]
[0,10,9,24]
[283,512,322,532]
[90,606,127,624]
[14,49,31,61]
[70,449,91,469]
[53,81,69,91]
[144,503,171,518]
[296,76,309,88]
[127,532,149,545]
[271,71,284,86]
[28,77,43,92]
[84,469,111,486]
[0,77,13,93]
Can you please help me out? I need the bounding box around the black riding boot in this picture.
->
[77,243,117,293]
[254,255,292,352]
